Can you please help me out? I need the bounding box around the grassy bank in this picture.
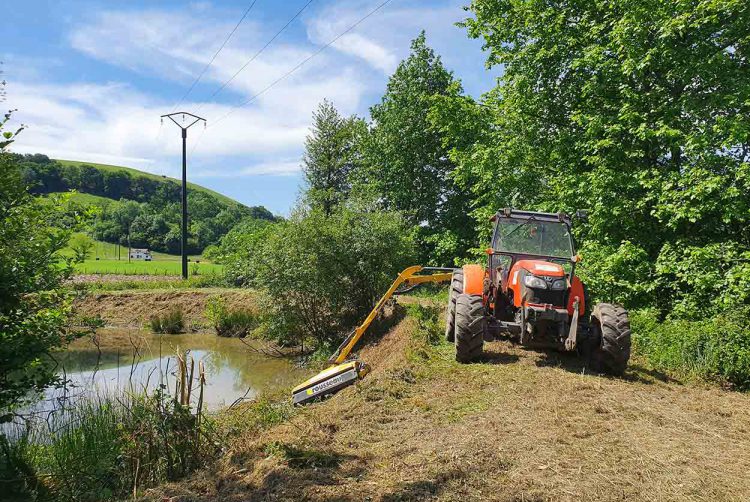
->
[2,379,216,500]
[147,303,750,501]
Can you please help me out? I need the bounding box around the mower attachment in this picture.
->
[291,266,454,405]
[292,361,368,406]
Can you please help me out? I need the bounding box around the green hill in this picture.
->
[17,153,275,256]
[55,159,240,207]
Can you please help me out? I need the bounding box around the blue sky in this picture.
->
[4,0,497,215]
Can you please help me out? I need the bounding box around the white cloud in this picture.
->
[6,0,493,210]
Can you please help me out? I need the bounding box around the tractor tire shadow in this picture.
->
[533,348,678,385]
[477,342,520,365]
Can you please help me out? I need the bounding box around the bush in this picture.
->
[253,208,416,348]
[632,308,750,390]
[149,307,185,334]
[205,296,256,338]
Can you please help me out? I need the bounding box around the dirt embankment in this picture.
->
[150,302,750,502]
[73,289,256,329]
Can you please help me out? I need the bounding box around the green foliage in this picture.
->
[361,32,476,265]
[205,296,256,338]
[437,0,750,319]
[303,99,367,215]
[149,307,185,334]
[68,233,94,262]
[632,309,750,390]
[252,208,416,348]
[0,131,85,420]
[2,388,217,500]
[211,218,275,286]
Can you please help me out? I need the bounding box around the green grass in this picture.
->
[60,233,220,276]
[55,159,242,207]
[2,388,217,500]
[74,259,223,276]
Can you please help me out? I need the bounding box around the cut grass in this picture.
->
[151,299,750,502]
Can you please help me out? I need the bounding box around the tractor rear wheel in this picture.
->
[590,303,631,376]
[444,269,464,342]
[455,294,485,363]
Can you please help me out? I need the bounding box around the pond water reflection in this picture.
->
[50,329,305,411]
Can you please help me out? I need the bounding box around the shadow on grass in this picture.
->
[380,468,466,501]
[359,301,407,347]
[533,348,678,385]
[478,348,520,365]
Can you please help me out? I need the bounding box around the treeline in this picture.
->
[17,154,275,254]
[217,2,750,386]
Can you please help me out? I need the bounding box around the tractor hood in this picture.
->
[513,259,565,278]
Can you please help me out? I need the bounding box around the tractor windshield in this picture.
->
[493,217,573,258]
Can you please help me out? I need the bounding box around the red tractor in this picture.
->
[445,209,631,375]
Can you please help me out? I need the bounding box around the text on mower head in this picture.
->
[306,369,357,395]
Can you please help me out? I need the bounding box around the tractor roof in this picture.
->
[490,208,573,224]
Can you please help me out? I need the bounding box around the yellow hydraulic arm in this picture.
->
[292,265,454,405]
[329,265,453,364]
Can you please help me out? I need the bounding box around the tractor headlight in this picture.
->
[523,275,548,289]
[550,279,566,290]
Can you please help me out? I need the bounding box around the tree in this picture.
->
[363,32,475,265]
[0,115,80,420]
[253,208,416,348]
[302,100,365,215]
[69,233,94,262]
[449,0,750,315]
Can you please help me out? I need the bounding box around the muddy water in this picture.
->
[51,329,306,411]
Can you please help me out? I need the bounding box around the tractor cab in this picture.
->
[488,209,583,322]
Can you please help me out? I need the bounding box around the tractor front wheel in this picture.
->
[590,303,631,376]
[455,294,485,363]
[444,269,464,342]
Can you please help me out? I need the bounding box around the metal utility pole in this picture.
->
[160,112,206,279]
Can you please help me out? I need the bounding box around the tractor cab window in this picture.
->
[493,218,573,259]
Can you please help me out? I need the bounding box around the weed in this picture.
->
[205,296,257,338]
[149,307,185,334]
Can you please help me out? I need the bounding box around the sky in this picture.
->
[3,0,498,215]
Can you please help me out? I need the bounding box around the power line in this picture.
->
[208,0,393,129]
[170,0,259,112]
[197,0,316,111]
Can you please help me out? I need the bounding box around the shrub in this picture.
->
[253,208,416,348]
[205,296,256,338]
[632,308,750,390]
[149,307,185,334]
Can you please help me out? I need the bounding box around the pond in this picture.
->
[39,329,307,413]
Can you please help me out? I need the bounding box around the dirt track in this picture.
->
[150,305,750,502]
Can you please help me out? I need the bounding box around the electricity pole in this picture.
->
[160,112,206,279]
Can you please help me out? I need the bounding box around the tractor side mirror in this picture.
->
[575,210,589,222]
[572,254,582,263]
[485,247,494,255]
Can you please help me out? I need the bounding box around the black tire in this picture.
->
[455,294,485,363]
[590,303,631,376]
[444,270,464,342]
